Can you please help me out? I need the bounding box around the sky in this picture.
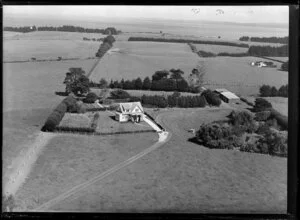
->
[4,5,289,24]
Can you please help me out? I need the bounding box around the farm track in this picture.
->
[32,129,171,211]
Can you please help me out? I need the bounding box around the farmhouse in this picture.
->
[214,89,240,104]
[115,102,144,123]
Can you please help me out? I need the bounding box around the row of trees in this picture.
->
[4,26,37,33]
[194,45,288,57]
[259,84,288,97]
[128,37,249,48]
[239,36,288,44]
[95,35,116,57]
[4,25,121,34]
[90,67,205,93]
[83,37,103,41]
[247,45,288,57]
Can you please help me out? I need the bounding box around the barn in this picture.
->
[214,89,240,104]
[115,102,144,123]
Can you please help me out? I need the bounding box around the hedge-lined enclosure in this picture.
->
[193,110,287,157]
[239,36,288,44]
[41,95,85,131]
[128,37,249,48]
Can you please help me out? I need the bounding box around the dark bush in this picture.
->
[201,90,221,106]
[197,50,216,57]
[63,95,77,112]
[253,98,272,112]
[83,92,98,103]
[270,109,288,130]
[130,96,142,102]
[254,111,271,121]
[90,113,100,130]
[110,89,131,99]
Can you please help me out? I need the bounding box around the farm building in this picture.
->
[115,102,144,123]
[250,61,275,68]
[214,89,240,104]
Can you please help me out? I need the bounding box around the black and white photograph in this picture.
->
[2,5,291,213]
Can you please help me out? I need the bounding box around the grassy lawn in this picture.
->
[13,132,158,211]
[95,111,153,133]
[50,107,286,213]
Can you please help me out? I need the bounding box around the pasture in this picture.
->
[89,41,200,82]
[49,108,286,213]
[3,31,103,62]
[13,132,158,211]
[193,43,248,54]
[202,56,288,96]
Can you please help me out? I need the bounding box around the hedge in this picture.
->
[41,102,67,132]
[201,90,221,106]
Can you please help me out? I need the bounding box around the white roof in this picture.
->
[214,88,229,93]
[220,91,240,99]
[117,102,144,114]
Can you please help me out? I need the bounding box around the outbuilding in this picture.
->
[219,91,240,104]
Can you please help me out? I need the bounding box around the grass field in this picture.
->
[193,44,248,54]
[3,59,96,112]
[13,132,158,211]
[49,108,286,213]
[3,31,104,61]
[202,56,288,96]
[89,41,200,82]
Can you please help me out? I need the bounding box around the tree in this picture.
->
[142,77,151,90]
[270,86,278,97]
[176,79,189,92]
[135,77,143,90]
[63,68,89,95]
[253,98,272,112]
[152,70,169,81]
[278,84,288,97]
[170,69,184,80]
[259,85,272,97]
[99,78,108,88]
[109,79,114,88]
[120,79,125,89]
[188,63,206,92]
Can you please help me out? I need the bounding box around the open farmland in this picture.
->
[48,108,286,213]
[202,56,288,96]
[3,59,96,112]
[13,132,157,211]
[193,44,248,54]
[3,31,104,62]
[89,41,199,82]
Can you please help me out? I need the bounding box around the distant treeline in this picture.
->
[83,37,103,41]
[128,37,249,48]
[194,45,288,57]
[4,25,121,34]
[239,36,288,44]
[259,84,288,97]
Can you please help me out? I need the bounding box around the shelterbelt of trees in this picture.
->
[128,37,249,48]
[4,25,121,34]
[192,45,288,57]
[239,36,288,44]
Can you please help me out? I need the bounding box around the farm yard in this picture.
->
[3,16,288,214]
